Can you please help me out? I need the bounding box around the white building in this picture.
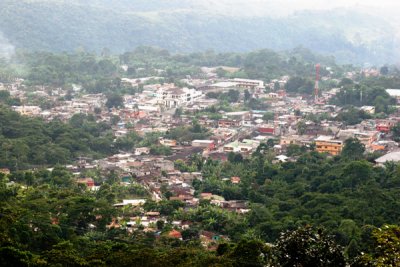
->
[157,87,203,108]
[386,89,400,103]
[231,78,265,91]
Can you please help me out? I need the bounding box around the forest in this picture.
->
[1,46,343,88]
[0,108,115,169]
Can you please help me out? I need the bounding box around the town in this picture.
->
[1,53,399,249]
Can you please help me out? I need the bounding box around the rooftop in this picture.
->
[375,151,400,164]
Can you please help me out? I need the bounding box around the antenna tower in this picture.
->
[314,64,320,102]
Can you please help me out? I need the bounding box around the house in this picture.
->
[337,129,379,150]
[223,139,260,154]
[375,151,400,165]
[258,124,275,135]
[13,105,42,116]
[230,176,241,184]
[376,119,397,133]
[167,229,182,239]
[280,135,312,146]
[200,193,213,200]
[224,111,251,120]
[268,92,279,99]
[360,106,375,114]
[315,136,343,155]
[207,152,228,162]
[386,89,400,104]
[113,199,146,207]
[220,200,249,213]
[218,119,241,128]
[275,155,289,162]
[200,230,223,245]
[159,138,177,147]
[76,177,95,188]
[134,147,150,156]
[0,168,10,175]
[191,140,215,150]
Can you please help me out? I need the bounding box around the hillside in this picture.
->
[0,0,398,64]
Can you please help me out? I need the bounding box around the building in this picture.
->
[375,151,400,165]
[191,140,215,150]
[231,78,265,91]
[204,81,238,92]
[218,119,241,128]
[337,129,379,149]
[360,106,375,114]
[315,136,343,155]
[280,135,313,146]
[76,178,95,188]
[134,147,151,156]
[223,139,260,154]
[157,87,203,108]
[159,138,177,147]
[224,111,251,121]
[376,119,397,133]
[386,89,400,103]
[13,105,42,116]
[258,124,275,135]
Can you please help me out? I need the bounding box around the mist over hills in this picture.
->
[0,0,399,65]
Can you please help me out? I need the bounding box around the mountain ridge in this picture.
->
[0,0,398,65]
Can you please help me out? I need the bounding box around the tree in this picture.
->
[342,160,372,189]
[391,122,400,142]
[228,152,243,163]
[156,220,165,230]
[263,112,274,121]
[341,138,365,160]
[380,66,389,75]
[181,228,199,240]
[244,89,251,102]
[230,239,269,267]
[374,95,390,114]
[338,78,353,87]
[225,89,240,103]
[106,93,124,109]
[274,81,280,91]
[274,226,346,267]
[0,247,34,267]
[285,76,313,94]
[354,225,400,267]
[44,241,87,266]
[297,121,307,135]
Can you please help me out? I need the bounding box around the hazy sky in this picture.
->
[288,0,400,8]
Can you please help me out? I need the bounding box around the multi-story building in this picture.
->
[191,140,215,150]
[157,87,203,108]
[230,78,265,91]
[315,136,343,155]
[218,119,242,128]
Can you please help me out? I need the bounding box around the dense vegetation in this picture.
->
[330,77,398,114]
[2,141,400,266]
[190,143,400,247]
[0,108,115,169]
[2,47,345,90]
